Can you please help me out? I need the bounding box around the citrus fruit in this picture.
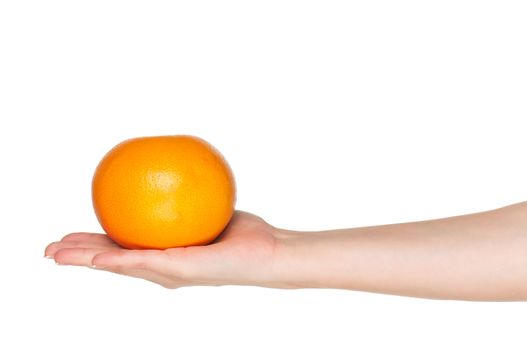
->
[92,135,236,249]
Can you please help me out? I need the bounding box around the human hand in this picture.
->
[45,211,287,289]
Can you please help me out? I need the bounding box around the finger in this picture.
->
[45,239,116,258]
[54,247,114,267]
[93,249,196,281]
[53,247,181,288]
[61,232,118,246]
[96,266,183,289]
[92,250,174,273]
[92,250,186,288]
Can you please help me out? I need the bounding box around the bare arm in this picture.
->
[274,201,527,300]
[45,202,527,301]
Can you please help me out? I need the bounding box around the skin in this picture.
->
[45,201,527,301]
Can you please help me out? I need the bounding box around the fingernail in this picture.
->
[91,265,103,269]
[44,255,53,259]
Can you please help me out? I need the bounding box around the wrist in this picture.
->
[268,228,323,289]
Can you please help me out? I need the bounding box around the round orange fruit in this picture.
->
[92,135,236,249]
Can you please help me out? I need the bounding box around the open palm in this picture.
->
[45,211,281,288]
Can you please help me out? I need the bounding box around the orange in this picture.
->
[92,135,236,249]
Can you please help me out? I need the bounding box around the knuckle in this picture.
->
[61,232,84,241]
[132,261,149,270]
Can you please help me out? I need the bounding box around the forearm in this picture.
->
[272,202,527,300]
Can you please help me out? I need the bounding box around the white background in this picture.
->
[1,1,526,349]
